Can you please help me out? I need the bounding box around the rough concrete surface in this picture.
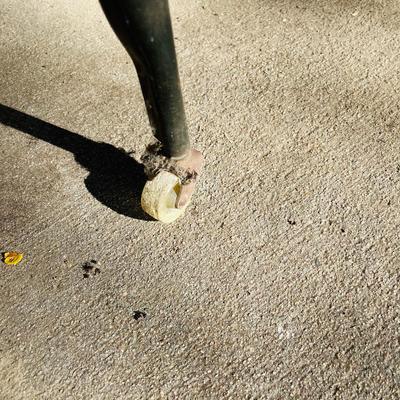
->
[1,0,400,398]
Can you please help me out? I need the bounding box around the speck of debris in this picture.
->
[340,228,345,233]
[82,261,101,278]
[133,310,147,321]
[288,219,296,225]
[82,262,93,272]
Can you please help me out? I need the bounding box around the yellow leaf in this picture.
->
[3,252,23,265]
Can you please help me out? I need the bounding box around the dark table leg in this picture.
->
[99,0,190,159]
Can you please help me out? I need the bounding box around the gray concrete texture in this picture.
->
[1,0,399,398]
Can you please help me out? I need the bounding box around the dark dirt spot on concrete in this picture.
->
[82,261,101,278]
[133,310,147,321]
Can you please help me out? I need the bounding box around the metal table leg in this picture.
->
[99,0,190,159]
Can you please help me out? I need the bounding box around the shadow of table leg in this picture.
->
[0,104,152,220]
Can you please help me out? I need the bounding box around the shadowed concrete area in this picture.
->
[1,0,400,398]
[0,104,149,220]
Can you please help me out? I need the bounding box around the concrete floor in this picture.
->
[1,0,400,398]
